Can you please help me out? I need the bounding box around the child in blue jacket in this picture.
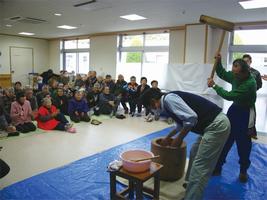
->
[68,90,90,123]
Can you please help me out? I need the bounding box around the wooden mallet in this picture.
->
[199,15,235,78]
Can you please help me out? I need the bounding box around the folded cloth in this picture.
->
[107,160,123,171]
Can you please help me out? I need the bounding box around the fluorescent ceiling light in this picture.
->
[57,25,77,29]
[54,13,62,16]
[19,32,35,36]
[5,24,12,27]
[239,0,267,9]
[120,14,147,21]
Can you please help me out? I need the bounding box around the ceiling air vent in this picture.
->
[74,0,96,7]
[7,16,47,24]
[8,16,23,21]
[73,0,112,11]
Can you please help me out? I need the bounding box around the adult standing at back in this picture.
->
[243,54,262,139]
[208,53,257,183]
[243,54,262,90]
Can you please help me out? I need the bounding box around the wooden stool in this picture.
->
[109,162,163,200]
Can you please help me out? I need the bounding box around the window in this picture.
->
[61,39,90,74]
[78,52,89,74]
[233,29,267,45]
[145,33,169,46]
[229,29,267,94]
[65,40,77,49]
[229,28,267,133]
[65,53,77,73]
[117,33,169,86]
[122,35,143,47]
[78,39,90,49]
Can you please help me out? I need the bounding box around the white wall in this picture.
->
[48,40,61,73]
[90,35,117,78]
[169,30,185,64]
[184,24,206,63]
[0,25,230,82]
[206,26,230,64]
[0,35,49,74]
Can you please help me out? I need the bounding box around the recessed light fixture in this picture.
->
[57,25,77,30]
[54,13,62,16]
[19,32,35,36]
[5,24,12,27]
[239,0,267,9]
[120,14,147,21]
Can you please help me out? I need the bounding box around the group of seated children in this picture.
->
[0,70,162,137]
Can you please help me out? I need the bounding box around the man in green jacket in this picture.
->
[207,53,256,183]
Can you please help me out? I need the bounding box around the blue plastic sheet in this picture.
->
[1,127,267,200]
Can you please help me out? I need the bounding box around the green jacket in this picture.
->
[213,62,256,107]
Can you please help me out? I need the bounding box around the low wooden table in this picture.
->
[109,162,163,200]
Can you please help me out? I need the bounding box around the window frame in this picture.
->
[117,32,170,78]
[228,27,267,64]
[61,39,90,74]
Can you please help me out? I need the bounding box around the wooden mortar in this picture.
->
[151,137,186,181]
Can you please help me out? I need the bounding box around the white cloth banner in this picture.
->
[161,63,226,108]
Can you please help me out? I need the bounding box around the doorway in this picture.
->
[10,47,34,86]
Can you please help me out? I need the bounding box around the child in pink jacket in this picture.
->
[10,92,36,133]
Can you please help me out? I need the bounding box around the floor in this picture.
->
[0,114,170,189]
[1,111,267,190]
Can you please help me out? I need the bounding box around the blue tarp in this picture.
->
[1,127,267,200]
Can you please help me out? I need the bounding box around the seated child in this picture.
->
[86,82,102,110]
[125,76,138,116]
[137,77,150,116]
[37,98,75,133]
[25,88,38,117]
[36,85,51,107]
[104,74,115,93]
[14,81,23,95]
[48,78,58,99]
[0,88,16,122]
[144,80,161,122]
[74,74,85,88]
[0,105,19,137]
[10,92,36,133]
[52,88,69,115]
[95,86,120,117]
[68,90,90,123]
[114,74,129,114]
[151,80,161,92]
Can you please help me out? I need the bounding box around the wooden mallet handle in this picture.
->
[210,30,226,79]
[131,155,160,162]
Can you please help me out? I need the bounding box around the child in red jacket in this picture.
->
[37,97,76,133]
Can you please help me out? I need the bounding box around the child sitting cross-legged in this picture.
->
[37,97,76,133]
[10,92,36,133]
[68,90,90,123]
[52,88,69,116]
[95,86,124,118]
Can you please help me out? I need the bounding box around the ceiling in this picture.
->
[0,0,266,39]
